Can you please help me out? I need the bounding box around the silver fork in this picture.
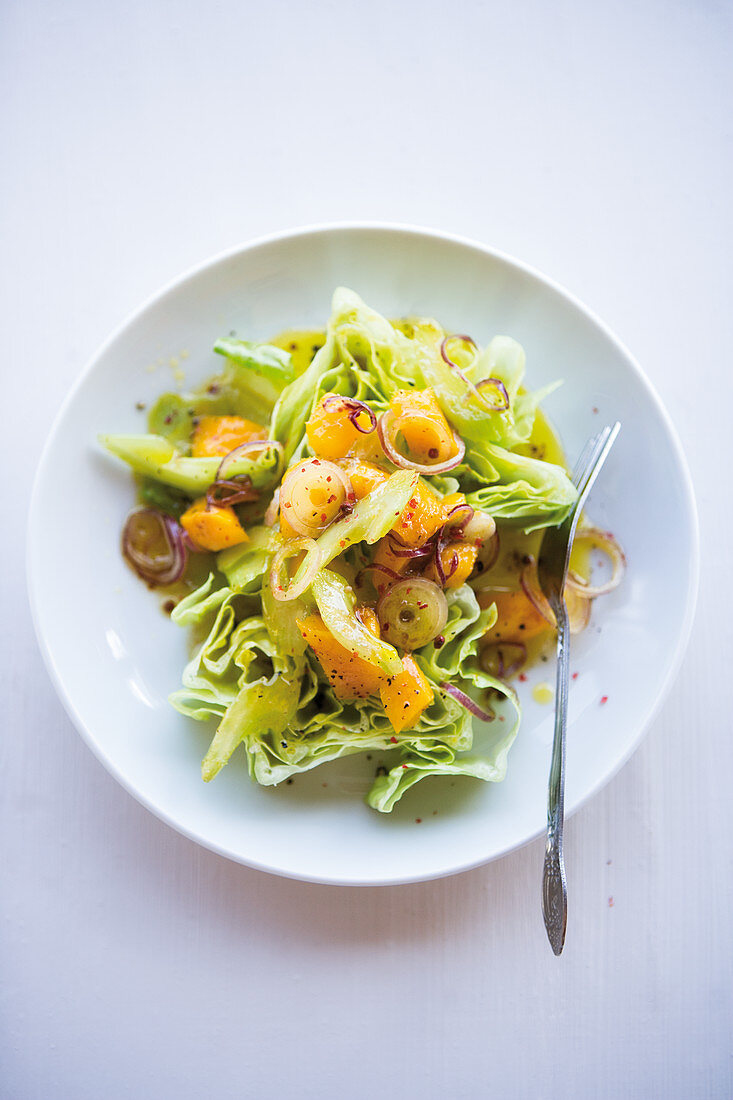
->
[538,421,620,955]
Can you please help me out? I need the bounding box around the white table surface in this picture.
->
[3,2,731,1097]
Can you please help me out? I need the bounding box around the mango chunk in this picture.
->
[479,588,550,643]
[306,394,374,460]
[191,415,267,458]
[297,611,386,701]
[380,655,434,734]
[180,497,249,551]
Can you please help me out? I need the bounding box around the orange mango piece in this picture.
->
[180,497,249,552]
[336,458,389,500]
[380,655,434,734]
[391,484,466,548]
[390,387,455,461]
[297,611,386,701]
[479,587,551,644]
[427,541,479,589]
[191,415,267,458]
[306,394,374,460]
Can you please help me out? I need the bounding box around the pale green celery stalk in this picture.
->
[314,469,418,567]
[99,433,282,494]
[312,570,402,676]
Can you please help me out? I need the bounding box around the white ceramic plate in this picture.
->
[28,224,698,885]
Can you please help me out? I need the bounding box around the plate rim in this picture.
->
[27,221,700,886]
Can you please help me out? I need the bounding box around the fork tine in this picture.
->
[570,433,600,487]
[574,423,619,504]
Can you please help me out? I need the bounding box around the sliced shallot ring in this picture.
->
[205,477,258,510]
[475,377,510,411]
[386,534,437,558]
[280,459,355,538]
[216,439,284,480]
[440,335,478,389]
[564,527,627,599]
[321,395,377,434]
[263,488,280,528]
[440,682,495,722]
[377,409,465,474]
[520,559,555,626]
[521,559,594,635]
[566,586,592,635]
[122,508,187,586]
[444,502,474,529]
[270,537,321,602]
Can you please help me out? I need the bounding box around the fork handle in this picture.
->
[542,598,570,955]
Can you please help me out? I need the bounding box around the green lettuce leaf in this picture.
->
[213,338,295,384]
[217,525,277,592]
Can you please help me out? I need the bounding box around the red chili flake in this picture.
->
[600,695,608,705]
[608,896,614,907]
[326,475,332,482]
[339,539,346,547]
[415,818,422,824]
[401,764,408,769]
[518,673,528,682]
[572,672,579,680]
[283,501,292,508]
[320,513,327,522]
[409,498,418,507]
[428,449,438,459]
[390,736,397,743]
[328,494,336,503]
[312,459,321,465]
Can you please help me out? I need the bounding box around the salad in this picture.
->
[101,289,624,812]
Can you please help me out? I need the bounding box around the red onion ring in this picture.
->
[386,534,437,558]
[122,507,187,586]
[441,334,514,414]
[520,559,555,625]
[475,377,510,412]
[377,410,465,475]
[322,395,377,434]
[205,477,259,510]
[181,530,207,553]
[565,586,592,635]
[440,335,478,389]
[444,502,474,530]
[520,558,595,635]
[440,682,495,722]
[263,488,280,528]
[216,439,284,481]
[564,527,627,599]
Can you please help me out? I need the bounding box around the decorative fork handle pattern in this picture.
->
[542,598,570,955]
